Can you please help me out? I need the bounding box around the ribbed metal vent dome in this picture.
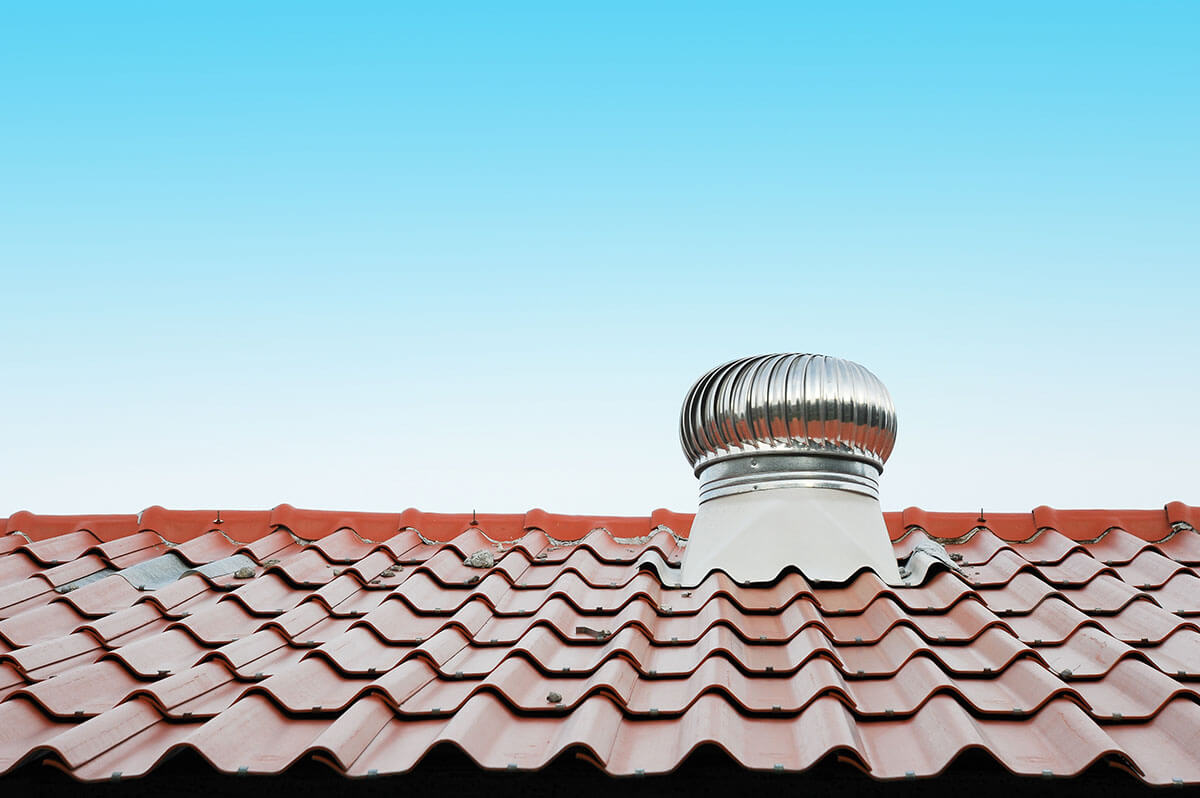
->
[680,353,897,473]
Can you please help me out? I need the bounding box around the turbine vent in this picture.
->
[680,353,897,480]
[678,353,902,585]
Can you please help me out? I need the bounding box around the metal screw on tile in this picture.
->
[214,512,224,525]
[546,692,563,704]
[470,510,479,526]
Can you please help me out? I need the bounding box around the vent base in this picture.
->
[679,486,903,585]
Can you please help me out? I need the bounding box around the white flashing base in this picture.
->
[679,487,903,586]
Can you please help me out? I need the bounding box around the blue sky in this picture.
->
[1,2,1197,517]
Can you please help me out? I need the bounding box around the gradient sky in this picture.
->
[2,2,1197,518]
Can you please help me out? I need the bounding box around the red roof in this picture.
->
[1,503,1199,786]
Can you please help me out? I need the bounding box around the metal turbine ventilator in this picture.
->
[678,353,903,584]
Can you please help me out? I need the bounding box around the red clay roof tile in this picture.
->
[2,505,1200,785]
[5,515,133,544]
[0,603,87,648]
[14,660,141,718]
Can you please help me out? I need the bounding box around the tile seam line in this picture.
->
[429,638,1042,680]
[349,677,1100,722]
[349,612,1013,648]
[376,584,986,620]
[0,658,1115,722]
[32,749,1176,786]
[5,523,688,550]
[408,525,686,549]
[899,524,1195,547]
[379,581,975,617]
